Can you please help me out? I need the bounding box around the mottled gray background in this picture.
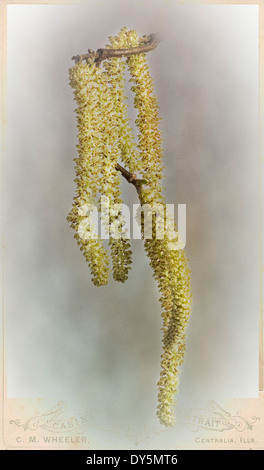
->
[5,0,259,443]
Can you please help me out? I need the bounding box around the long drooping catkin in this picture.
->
[124,28,192,426]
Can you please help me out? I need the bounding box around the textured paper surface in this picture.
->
[0,0,263,450]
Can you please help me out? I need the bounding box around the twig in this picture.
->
[115,163,146,196]
[72,33,159,66]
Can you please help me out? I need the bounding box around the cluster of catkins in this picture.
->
[67,27,192,427]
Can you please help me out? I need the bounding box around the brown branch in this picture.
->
[72,33,159,66]
[115,163,146,196]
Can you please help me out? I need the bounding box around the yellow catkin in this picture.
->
[136,190,192,427]
[118,28,192,426]
[105,28,139,173]
[102,30,138,282]
[67,62,110,286]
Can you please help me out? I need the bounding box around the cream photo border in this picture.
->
[0,0,263,450]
